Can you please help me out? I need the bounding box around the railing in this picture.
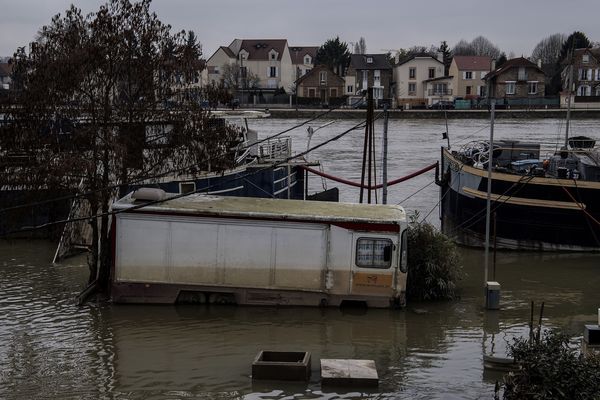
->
[259,137,292,161]
[428,89,453,96]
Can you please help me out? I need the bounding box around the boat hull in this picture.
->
[440,148,600,251]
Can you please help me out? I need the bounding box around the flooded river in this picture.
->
[1,118,599,399]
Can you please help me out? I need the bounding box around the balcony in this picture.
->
[428,89,453,96]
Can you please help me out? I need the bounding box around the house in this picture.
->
[289,46,318,81]
[346,54,393,106]
[559,47,600,109]
[449,56,492,99]
[205,39,295,97]
[0,62,13,90]
[393,53,446,107]
[205,46,237,86]
[484,57,546,100]
[295,65,344,105]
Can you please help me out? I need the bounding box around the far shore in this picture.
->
[237,107,600,120]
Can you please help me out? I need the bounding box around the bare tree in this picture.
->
[453,36,501,58]
[220,62,260,90]
[452,39,476,56]
[0,0,240,289]
[470,36,501,58]
[354,37,367,54]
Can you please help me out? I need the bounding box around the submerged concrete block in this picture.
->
[252,351,311,381]
[584,324,600,345]
[320,359,378,387]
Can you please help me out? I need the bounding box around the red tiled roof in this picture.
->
[453,55,492,70]
[289,46,318,64]
[239,39,288,61]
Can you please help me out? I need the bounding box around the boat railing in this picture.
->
[258,137,292,161]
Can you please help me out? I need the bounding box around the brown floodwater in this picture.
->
[1,118,599,399]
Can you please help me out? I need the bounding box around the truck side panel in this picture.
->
[115,214,327,291]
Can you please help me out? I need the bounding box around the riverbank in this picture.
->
[258,108,600,119]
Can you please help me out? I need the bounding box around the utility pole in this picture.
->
[382,103,389,204]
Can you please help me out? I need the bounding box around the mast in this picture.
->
[564,61,574,148]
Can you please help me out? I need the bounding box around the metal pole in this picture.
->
[484,97,496,285]
[382,104,389,204]
[367,88,373,204]
[565,63,573,147]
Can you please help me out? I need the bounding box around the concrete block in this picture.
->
[252,351,311,381]
[485,281,501,310]
[320,359,378,387]
[584,324,600,345]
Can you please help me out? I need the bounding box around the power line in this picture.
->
[0,118,370,237]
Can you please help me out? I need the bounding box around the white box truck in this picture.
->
[110,190,408,308]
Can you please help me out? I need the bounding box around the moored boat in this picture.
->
[438,137,600,251]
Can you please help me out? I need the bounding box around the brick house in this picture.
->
[484,57,546,99]
[295,65,344,105]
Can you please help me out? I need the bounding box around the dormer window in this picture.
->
[366,57,373,64]
[304,56,311,65]
[271,53,276,60]
[583,54,590,63]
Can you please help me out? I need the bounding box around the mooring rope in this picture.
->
[299,162,438,190]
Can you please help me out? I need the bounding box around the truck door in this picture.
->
[350,233,397,297]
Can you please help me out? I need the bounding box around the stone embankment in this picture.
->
[257,108,600,120]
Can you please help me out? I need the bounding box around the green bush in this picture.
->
[406,213,463,301]
[501,330,600,399]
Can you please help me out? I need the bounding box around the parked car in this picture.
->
[428,100,454,110]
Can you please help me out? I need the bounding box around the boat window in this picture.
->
[355,238,393,269]
[179,182,196,194]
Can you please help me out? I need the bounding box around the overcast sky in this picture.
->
[1,0,598,59]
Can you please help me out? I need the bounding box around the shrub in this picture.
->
[406,213,463,301]
[501,330,600,399]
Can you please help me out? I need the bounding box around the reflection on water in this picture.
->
[1,119,600,399]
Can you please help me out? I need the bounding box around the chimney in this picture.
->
[491,59,496,71]
[537,58,542,69]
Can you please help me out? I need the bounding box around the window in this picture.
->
[506,81,516,95]
[213,67,220,75]
[270,53,276,60]
[304,56,311,64]
[240,66,247,78]
[308,88,316,97]
[579,68,589,81]
[408,82,416,94]
[578,85,590,96]
[179,182,195,194]
[583,54,590,63]
[428,68,435,79]
[466,86,472,95]
[479,85,487,97]
[366,57,373,63]
[347,85,354,93]
[355,238,393,269]
[433,83,447,95]
[269,66,277,78]
[465,71,473,79]
[528,81,538,94]
[409,67,416,79]
[374,69,381,85]
[319,71,327,84]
